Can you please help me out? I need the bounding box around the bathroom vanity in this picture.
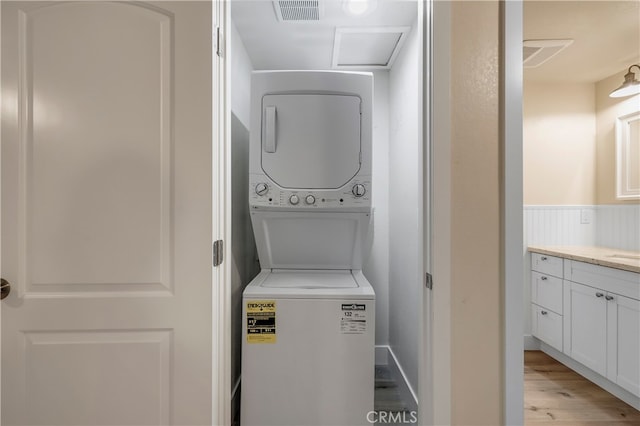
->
[529,245,640,409]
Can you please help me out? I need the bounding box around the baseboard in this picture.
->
[540,343,640,410]
[523,335,540,350]
[231,377,241,426]
[376,345,419,413]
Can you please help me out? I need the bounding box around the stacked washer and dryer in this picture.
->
[241,71,375,426]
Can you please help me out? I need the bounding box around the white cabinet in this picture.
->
[562,258,640,399]
[529,251,640,403]
[607,293,640,397]
[530,254,564,352]
[565,281,608,376]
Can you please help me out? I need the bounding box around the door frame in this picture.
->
[426,0,524,425]
[502,1,524,424]
[214,0,230,425]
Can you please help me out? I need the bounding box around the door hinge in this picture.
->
[215,26,223,58]
[213,240,224,267]
[425,272,433,290]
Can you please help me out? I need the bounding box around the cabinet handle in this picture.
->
[541,256,548,261]
[541,310,548,315]
[605,295,614,301]
[596,292,604,298]
[540,276,548,281]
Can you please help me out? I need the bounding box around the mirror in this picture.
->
[615,111,640,199]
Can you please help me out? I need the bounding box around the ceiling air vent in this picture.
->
[273,0,324,22]
[523,39,573,68]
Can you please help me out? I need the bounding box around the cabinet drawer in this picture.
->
[532,304,563,352]
[531,253,563,278]
[531,272,563,314]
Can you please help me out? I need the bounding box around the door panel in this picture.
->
[261,94,361,189]
[1,2,213,424]
[607,294,640,396]
[568,282,607,376]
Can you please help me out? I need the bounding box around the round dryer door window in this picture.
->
[260,94,362,189]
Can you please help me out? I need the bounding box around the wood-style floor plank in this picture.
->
[524,351,640,424]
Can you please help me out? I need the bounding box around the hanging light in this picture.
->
[609,64,640,98]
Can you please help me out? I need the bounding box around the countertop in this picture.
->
[528,245,640,274]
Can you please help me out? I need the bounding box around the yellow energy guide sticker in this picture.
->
[246,300,276,343]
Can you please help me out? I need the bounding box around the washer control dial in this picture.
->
[352,184,366,197]
[305,195,316,205]
[289,194,300,205]
[255,183,268,196]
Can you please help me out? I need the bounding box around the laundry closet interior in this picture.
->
[228,1,425,423]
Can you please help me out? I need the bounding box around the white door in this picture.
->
[1,1,214,424]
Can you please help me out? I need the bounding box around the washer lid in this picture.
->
[261,270,358,289]
[250,211,371,270]
[261,94,361,189]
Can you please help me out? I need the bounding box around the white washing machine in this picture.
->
[241,71,375,426]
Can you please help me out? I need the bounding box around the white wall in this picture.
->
[363,71,390,346]
[523,81,597,205]
[388,18,421,395]
[230,20,253,128]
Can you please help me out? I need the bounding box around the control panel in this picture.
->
[249,174,371,209]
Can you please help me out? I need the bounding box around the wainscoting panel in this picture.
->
[524,206,596,247]
[596,205,640,251]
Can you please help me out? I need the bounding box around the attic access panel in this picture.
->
[333,26,411,69]
[261,94,361,189]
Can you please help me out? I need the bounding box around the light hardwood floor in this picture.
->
[525,351,640,425]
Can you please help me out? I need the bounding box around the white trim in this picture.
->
[525,204,599,210]
[524,335,541,351]
[540,343,640,410]
[331,26,411,70]
[430,0,452,424]
[615,111,640,200]
[503,1,524,425]
[377,345,419,413]
[213,0,231,424]
[231,376,241,425]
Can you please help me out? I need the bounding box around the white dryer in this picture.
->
[241,71,375,426]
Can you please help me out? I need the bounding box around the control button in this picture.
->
[352,184,366,197]
[289,194,300,205]
[305,195,316,205]
[255,183,268,196]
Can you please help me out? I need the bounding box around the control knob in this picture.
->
[289,194,300,205]
[352,184,366,197]
[305,195,316,205]
[255,183,268,196]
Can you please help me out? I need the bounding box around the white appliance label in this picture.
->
[340,303,367,334]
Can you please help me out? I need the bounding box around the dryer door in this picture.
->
[261,94,361,189]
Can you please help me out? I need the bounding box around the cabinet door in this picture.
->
[607,294,640,397]
[568,282,608,376]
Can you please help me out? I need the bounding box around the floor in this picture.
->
[525,350,640,425]
[374,365,412,425]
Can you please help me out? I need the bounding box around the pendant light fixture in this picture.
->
[609,64,640,98]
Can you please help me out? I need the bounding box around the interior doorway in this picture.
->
[225,1,427,424]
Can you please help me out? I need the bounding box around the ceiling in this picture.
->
[231,0,418,70]
[232,1,640,82]
[524,0,640,83]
